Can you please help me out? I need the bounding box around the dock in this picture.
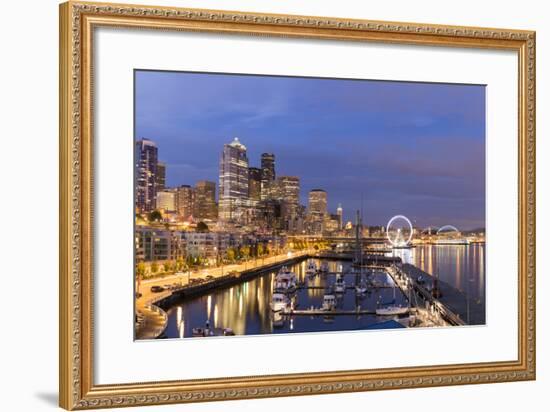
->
[285,308,378,316]
[401,264,485,325]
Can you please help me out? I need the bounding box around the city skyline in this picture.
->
[135,70,486,229]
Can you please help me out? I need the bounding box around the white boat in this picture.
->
[192,320,235,337]
[306,260,317,275]
[271,311,285,327]
[270,293,290,312]
[333,273,346,294]
[322,294,337,311]
[376,281,409,315]
[274,268,298,293]
[319,261,329,273]
[333,276,346,294]
[192,320,214,337]
[355,282,368,295]
[375,305,409,316]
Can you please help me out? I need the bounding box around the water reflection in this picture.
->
[165,259,408,338]
[392,244,486,304]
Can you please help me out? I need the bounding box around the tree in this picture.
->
[257,243,264,257]
[148,210,162,222]
[163,261,172,273]
[151,261,159,273]
[241,245,251,260]
[176,256,185,271]
[226,248,236,263]
[136,261,146,279]
[196,221,209,232]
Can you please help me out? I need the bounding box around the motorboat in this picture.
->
[274,269,298,293]
[270,293,290,312]
[306,260,317,275]
[192,320,214,337]
[271,311,285,327]
[322,294,337,311]
[355,281,368,295]
[191,321,235,337]
[333,273,346,294]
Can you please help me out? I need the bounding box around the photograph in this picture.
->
[133,70,486,340]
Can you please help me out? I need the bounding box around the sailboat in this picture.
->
[376,282,409,316]
[354,211,368,295]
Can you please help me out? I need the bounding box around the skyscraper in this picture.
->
[260,153,275,200]
[307,189,327,234]
[276,176,300,206]
[308,189,327,218]
[336,203,343,230]
[248,167,262,201]
[194,180,217,220]
[219,138,250,222]
[175,185,195,220]
[135,138,158,213]
[156,161,166,193]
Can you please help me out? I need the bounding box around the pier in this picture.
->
[400,263,484,325]
[285,308,378,316]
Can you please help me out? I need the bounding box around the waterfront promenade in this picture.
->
[135,249,315,339]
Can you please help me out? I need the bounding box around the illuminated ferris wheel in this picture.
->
[386,215,413,247]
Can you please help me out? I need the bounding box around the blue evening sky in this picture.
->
[135,70,485,230]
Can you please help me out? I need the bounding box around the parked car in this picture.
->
[206,275,214,281]
[150,285,164,293]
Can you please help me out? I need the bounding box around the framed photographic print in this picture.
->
[59,1,536,409]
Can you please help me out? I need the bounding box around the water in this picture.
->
[164,244,486,338]
[392,244,485,305]
[164,259,408,338]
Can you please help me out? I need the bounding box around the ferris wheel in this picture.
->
[386,215,413,247]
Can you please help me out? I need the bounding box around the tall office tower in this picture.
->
[219,137,250,222]
[260,153,275,200]
[248,167,262,201]
[175,185,195,220]
[194,180,217,220]
[308,189,328,218]
[135,138,158,213]
[336,203,343,230]
[276,176,300,206]
[155,161,166,192]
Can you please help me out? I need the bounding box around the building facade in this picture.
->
[156,161,166,193]
[248,167,262,201]
[336,203,343,230]
[175,185,195,220]
[219,138,250,223]
[135,227,185,262]
[260,153,275,200]
[194,180,217,220]
[135,138,158,213]
[308,189,327,218]
[156,190,176,212]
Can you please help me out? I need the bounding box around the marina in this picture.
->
[145,241,485,338]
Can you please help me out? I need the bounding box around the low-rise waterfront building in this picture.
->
[135,227,186,262]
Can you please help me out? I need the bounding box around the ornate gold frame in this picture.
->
[59,1,536,409]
